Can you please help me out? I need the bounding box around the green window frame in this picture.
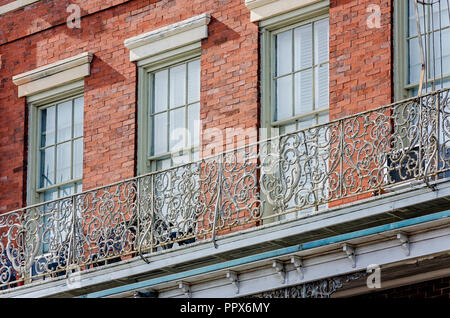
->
[394,0,450,100]
[137,46,201,174]
[28,87,84,205]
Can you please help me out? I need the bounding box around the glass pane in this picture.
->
[169,107,186,151]
[156,158,171,170]
[433,1,449,30]
[170,64,186,108]
[315,64,329,109]
[297,116,316,131]
[154,70,168,113]
[275,76,293,121]
[40,146,55,188]
[276,30,292,76]
[294,24,313,70]
[408,37,422,84]
[279,122,297,135]
[408,0,424,37]
[73,138,83,179]
[56,142,71,184]
[432,29,450,78]
[192,150,199,161]
[60,184,74,198]
[188,59,201,104]
[57,101,73,143]
[73,97,84,138]
[294,70,313,116]
[76,181,83,193]
[43,188,58,202]
[152,113,168,156]
[314,19,329,65]
[318,112,329,125]
[40,106,56,147]
[188,103,200,148]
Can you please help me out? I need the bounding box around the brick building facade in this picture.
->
[0,0,449,298]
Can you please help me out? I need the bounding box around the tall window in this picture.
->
[37,95,84,202]
[148,57,201,171]
[261,11,330,218]
[405,0,450,96]
[270,17,329,134]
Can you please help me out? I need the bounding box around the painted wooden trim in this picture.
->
[124,13,210,62]
[12,52,93,98]
[245,0,325,22]
[0,0,39,16]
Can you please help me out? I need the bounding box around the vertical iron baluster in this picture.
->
[212,153,223,249]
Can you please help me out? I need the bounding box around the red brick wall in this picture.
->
[329,0,392,121]
[357,276,450,299]
[0,0,259,211]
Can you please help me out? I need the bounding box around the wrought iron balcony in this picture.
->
[1,88,449,290]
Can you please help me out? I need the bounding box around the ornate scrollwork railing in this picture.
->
[1,88,449,289]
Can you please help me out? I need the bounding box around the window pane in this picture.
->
[433,28,450,78]
[275,76,293,121]
[152,113,168,156]
[76,181,83,193]
[56,142,71,184]
[318,112,329,125]
[154,70,168,113]
[73,97,84,138]
[279,122,297,135]
[294,24,313,70]
[294,70,313,116]
[315,64,329,109]
[188,59,201,104]
[156,158,171,170]
[40,106,56,147]
[408,37,422,84]
[188,102,200,148]
[169,107,186,152]
[432,1,449,30]
[314,19,329,65]
[276,30,292,76]
[40,146,55,188]
[170,64,186,108]
[60,184,74,198]
[43,188,58,202]
[297,116,316,131]
[73,138,83,179]
[57,101,73,143]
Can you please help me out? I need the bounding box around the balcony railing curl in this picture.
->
[1,88,450,289]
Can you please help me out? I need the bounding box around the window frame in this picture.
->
[260,3,330,138]
[137,44,202,175]
[27,83,84,205]
[394,0,450,101]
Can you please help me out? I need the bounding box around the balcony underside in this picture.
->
[2,177,449,298]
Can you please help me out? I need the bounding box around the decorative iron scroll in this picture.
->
[0,88,449,289]
[248,272,368,298]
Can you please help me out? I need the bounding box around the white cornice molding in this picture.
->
[124,13,211,62]
[12,52,93,97]
[0,0,40,16]
[245,0,325,22]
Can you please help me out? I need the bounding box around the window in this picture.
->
[36,95,84,202]
[260,6,330,218]
[263,15,329,135]
[125,13,210,174]
[396,0,450,98]
[148,57,201,171]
